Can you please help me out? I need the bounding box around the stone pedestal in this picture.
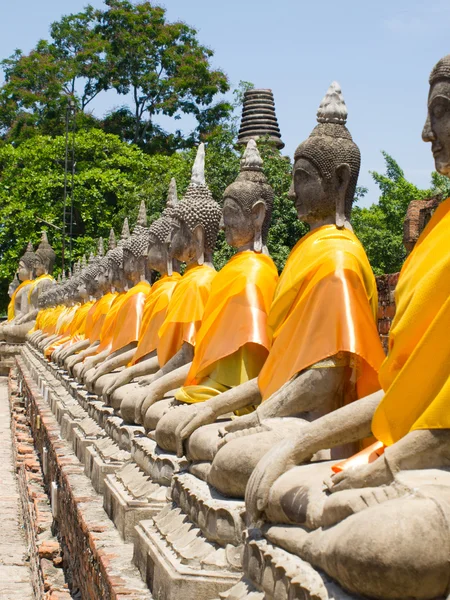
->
[85,437,131,493]
[133,473,244,600]
[103,462,169,541]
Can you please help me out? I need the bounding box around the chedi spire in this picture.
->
[237,89,284,150]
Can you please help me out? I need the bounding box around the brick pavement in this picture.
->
[0,376,33,600]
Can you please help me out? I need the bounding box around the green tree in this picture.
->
[352,152,432,275]
[98,0,230,146]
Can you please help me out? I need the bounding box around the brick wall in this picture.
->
[376,273,399,354]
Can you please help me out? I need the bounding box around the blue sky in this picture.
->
[2,0,449,206]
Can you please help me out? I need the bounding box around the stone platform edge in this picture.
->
[16,354,152,600]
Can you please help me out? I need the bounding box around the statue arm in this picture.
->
[88,347,137,382]
[59,338,90,361]
[245,389,384,525]
[330,427,450,493]
[102,354,160,399]
[139,362,193,426]
[151,342,194,383]
[257,367,346,421]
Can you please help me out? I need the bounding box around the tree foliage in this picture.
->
[351,152,433,275]
[0,127,298,313]
[0,1,230,150]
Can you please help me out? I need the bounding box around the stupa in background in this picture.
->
[237,88,284,149]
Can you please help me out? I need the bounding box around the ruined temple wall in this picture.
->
[376,273,399,354]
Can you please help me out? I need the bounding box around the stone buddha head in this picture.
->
[147,178,180,277]
[168,144,222,266]
[423,55,450,175]
[290,82,361,229]
[34,231,56,276]
[8,275,19,298]
[95,229,116,292]
[106,219,128,291]
[222,139,274,252]
[123,200,149,285]
[18,242,36,282]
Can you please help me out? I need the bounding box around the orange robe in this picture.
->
[258,225,385,402]
[7,279,32,320]
[180,252,278,396]
[95,292,128,354]
[131,273,181,365]
[86,292,118,344]
[372,197,450,445]
[157,264,216,367]
[44,300,95,357]
[107,280,152,354]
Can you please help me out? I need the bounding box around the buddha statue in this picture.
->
[12,232,56,336]
[152,139,279,456]
[101,179,182,408]
[118,143,220,425]
[238,60,450,600]
[0,242,36,342]
[72,219,130,381]
[39,264,83,353]
[83,203,152,392]
[48,251,104,361]
[169,82,385,499]
[64,229,120,374]
[54,238,108,364]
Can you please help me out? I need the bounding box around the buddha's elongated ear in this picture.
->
[335,163,350,228]
[252,200,266,253]
[192,224,205,265]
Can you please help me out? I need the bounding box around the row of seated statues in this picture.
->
[6,55,450,599]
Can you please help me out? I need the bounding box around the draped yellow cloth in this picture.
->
[131,273,181,365]
[372,198,450,446]
[86,292,118,344]
[95,292,127,354]
[258,225,385,402]
[40,305,65,335]
[7,280,32,320]
[27,274,54,302]
[157,264,216,367]
[108,281,151,354]
[176,252,279,405]
[44,300,95,357]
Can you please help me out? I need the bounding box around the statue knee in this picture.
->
[120,394,139,424]
[144,398,176,432]
[155,404,191,452]
[208,438,259,498]
[308,496,450,599]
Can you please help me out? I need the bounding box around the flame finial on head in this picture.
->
[240,139,263,171]
[191,143,206,186]
[97,237,105,257]
[316,82,347,125]
[108,228,116,251]
[166,177,178,208]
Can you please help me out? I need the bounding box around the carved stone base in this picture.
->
[85,437,131,493]
[72,416,106,464]
[131,437,188,485]
[103,462,169,541]
[132,473,245,600]
[220,538,357,600]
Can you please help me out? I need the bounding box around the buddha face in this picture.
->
[168,218,199,263]
[222,197,255,249]
[147,240,167,274]
[123,250,145,284]
[289,158,337,225]
[107,263,124,290]
[34,256,47,277]
[77,280,89,301]
[18,260,31,282]
[422,80,450,175]
[95,265,109,292]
